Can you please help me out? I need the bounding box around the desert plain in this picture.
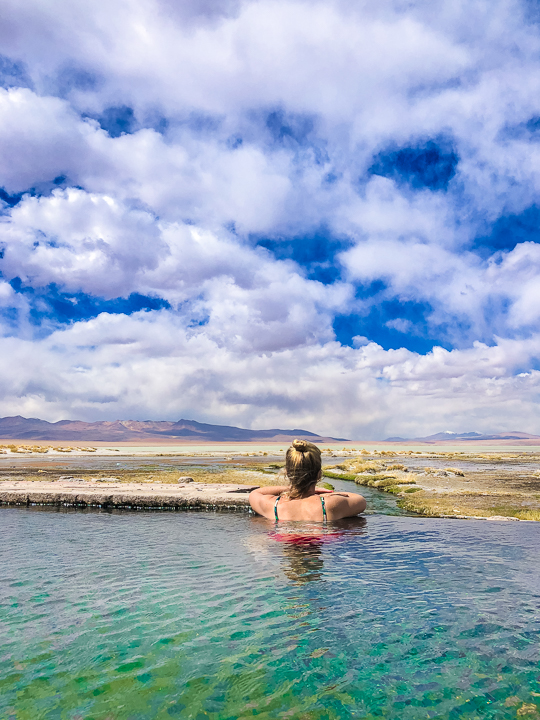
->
[0,441,540,520]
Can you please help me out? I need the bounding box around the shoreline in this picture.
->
[2,447,540,521]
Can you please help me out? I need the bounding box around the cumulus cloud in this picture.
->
[0,0,540,436]
[0,313,539,438]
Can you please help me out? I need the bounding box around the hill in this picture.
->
[385,430,540,444]
[0,416,346,443]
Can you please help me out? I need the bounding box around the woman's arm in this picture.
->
[329,492,367,518]
[248,485,288,518]
[251,485,289,496]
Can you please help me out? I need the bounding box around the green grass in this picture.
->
[318,482,335,491]
[382,486,403,494]
[371,477,415,488]
[323,471,357,481]
[354,474,396,485]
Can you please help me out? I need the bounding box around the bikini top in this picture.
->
[274,494,327,523]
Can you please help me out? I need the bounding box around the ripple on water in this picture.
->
[0,509,540,719]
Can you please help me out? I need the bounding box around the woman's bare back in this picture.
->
[249,486,366,522]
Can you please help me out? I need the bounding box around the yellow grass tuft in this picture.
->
[371,477,402,488]
[355,474,395,486]
[348,460,385,474]
[371,475,417,488]
[517,704,538,716]
[515,510,540,521]
[444,467,465,476]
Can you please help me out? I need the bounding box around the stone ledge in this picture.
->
[0,481,257,511]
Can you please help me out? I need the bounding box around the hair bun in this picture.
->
[292,439,308,452]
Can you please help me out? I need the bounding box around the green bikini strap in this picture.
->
[274,495,281,522]
[320,495,327,522]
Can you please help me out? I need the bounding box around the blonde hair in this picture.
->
[285,439,322,499]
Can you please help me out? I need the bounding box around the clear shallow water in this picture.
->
[2,508,540,720]
[329,478,414,515]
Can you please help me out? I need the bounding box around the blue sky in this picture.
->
[0,0,540,438]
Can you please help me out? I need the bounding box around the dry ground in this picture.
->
[0,462,281,487]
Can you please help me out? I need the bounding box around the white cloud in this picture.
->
[0,0,539,434]
[0,313,539,438]
[2,189,164,297]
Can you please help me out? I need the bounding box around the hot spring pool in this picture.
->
[1,507,540,719]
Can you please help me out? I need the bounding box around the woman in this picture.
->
[249,439,366,522]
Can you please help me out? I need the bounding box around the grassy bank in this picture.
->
[324,455,540,521]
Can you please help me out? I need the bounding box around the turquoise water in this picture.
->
[2,508,540,720]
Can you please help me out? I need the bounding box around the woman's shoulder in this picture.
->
[324,491,366,517]
[248,488,280,519]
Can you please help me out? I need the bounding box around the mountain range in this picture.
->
[385,431,540,443]
[1,416,538,444]
[0,416,346,443]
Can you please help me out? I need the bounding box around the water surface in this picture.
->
[1,508,540,719]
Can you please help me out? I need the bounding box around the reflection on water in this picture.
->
[280,537,325,584]
[1,507,540,720]
[271,517,367,585]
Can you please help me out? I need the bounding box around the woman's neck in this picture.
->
[295,483,317,499]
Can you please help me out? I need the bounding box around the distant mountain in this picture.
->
[0,416,347,443]
[385,430,540,443]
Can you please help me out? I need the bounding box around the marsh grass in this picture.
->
[374,476,417,487]
[354,474,393,485]
[354,473,420,501]
[515,510,540,521]
[323,470,357,481]
[318,482,335,491]
[383,486,405,495]
[343,460,385,474]
[328,451,540,521]
[3,444,32,454]
[370,477,401,488]
[397,491,540,519]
